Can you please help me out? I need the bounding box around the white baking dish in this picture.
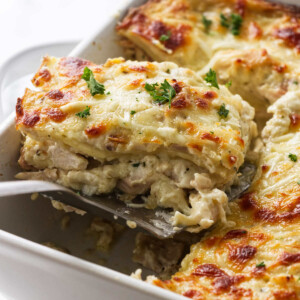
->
[0,0,298,298]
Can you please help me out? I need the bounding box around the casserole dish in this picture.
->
[0,0,298,299]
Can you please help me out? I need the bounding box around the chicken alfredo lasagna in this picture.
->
[150,90,300,300]
[15,56,256,231]
[117,0,300,126]
[117,0,300,298]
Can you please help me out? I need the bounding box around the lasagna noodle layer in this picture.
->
[16,56,256,231]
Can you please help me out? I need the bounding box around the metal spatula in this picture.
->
[0,162,256,238]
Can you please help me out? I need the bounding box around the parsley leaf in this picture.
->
[160,80,176,104]
[225,80,232,88]
[231,13,243,36]
[145,82,158,96]
[130,110,136,115]
[220,13,243,36]
[202,15,212,33]
[145,79,176,108]
[160,31,171,42]
[297,180,300,185]
[218,103,229,119]
[82,67,105,96]
[256,262,265,268]
[288,153,298,162]
[220,14,230,28]
[204,69,219,89]
[76,106,91,118]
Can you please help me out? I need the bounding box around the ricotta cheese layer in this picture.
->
[16,56,256,232]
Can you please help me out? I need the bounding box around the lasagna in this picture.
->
[149,89,300,300]
[117,0,300,126]
[15,56,256,232]
[117,0,300,298]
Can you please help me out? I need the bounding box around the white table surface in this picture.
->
[0,0,124,66]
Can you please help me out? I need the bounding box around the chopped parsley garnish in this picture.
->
[75,106,91,118]
[220,14,230,28]
[204,69,219,89]
[130,110,136,115]
[225,80,232,88]
[202,15,212,33]
[166,69,170,74]
[145,79,176,107]
[210,131,214,134]
[220,13,243,36]
[297,180,300,185]
[132,163,140,167]
[288,153,298,162]
[82,67,105,96]
[159,31,171,42]
[106,91,111,95]
[293,81,299,85]
[218,103,229,119]
[256,262,265,268]
[231,13,243,36]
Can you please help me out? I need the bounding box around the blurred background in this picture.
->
[0,0,125,65]
[0,0,124,120]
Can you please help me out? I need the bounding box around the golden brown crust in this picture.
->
[240,192,300,224]
[117,0,300,124]
[148,92,300,298]
[117,0,300,53]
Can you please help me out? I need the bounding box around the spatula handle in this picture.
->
[0,180,64,197]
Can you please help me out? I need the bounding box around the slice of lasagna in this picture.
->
[150,91,300,299]
[117,0,300,124]
[15,56,256,232]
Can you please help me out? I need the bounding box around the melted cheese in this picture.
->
[18,56,255,172]
[148,87,300,300]
[118,3,300,295]
[16,56,256,231]
[117,0,300,125]
[117,0,300,299]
